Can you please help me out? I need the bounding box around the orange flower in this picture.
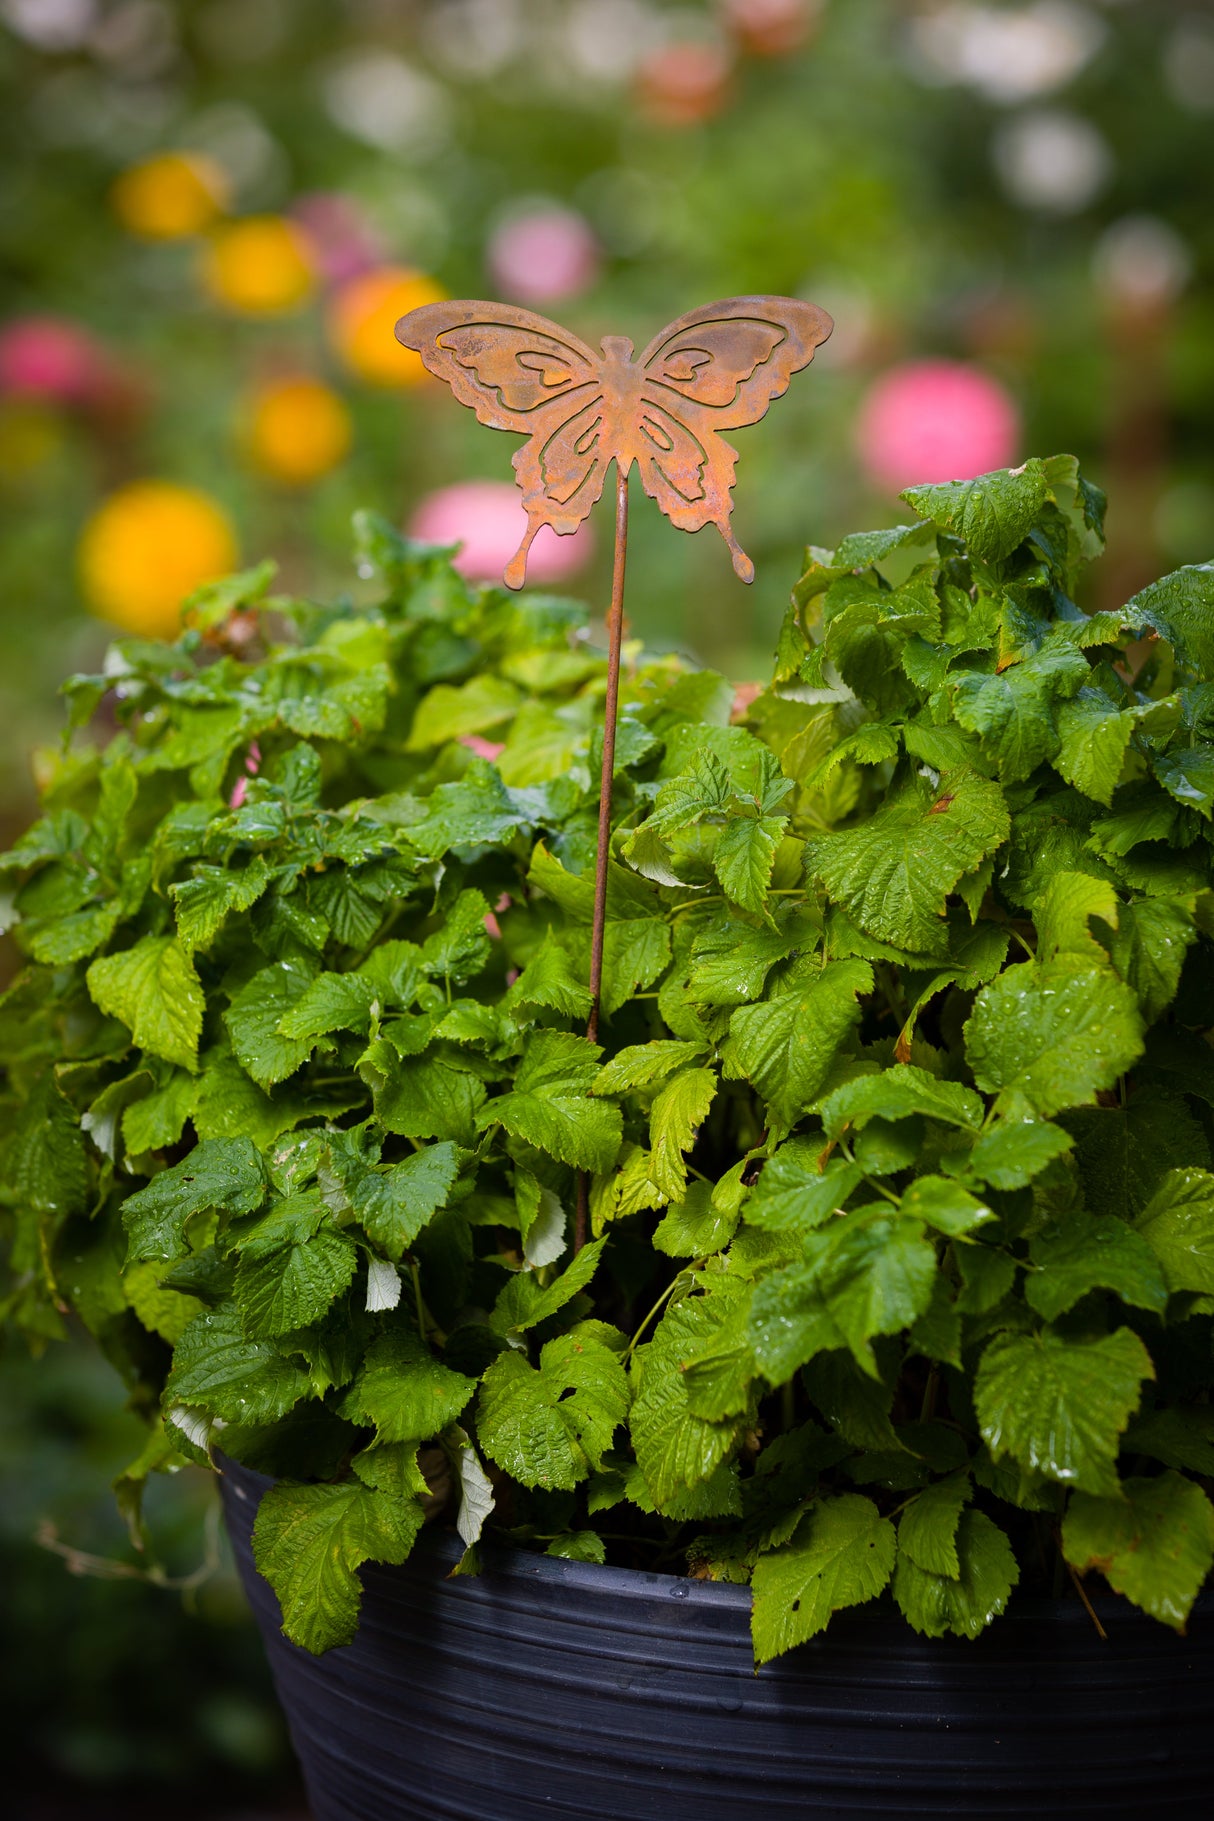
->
[243,376,352,485]
[327,267,445,387]
[111,152,228,240]
[202,217,315,315]
[79,481,238,638]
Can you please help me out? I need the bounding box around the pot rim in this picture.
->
[218,1451,1193,1635]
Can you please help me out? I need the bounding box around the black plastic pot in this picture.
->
[220,1456,1212,1819]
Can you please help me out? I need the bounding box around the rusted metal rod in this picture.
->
[575,464,630,1252]
[586,463,630,1047]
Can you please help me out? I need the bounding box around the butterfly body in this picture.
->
[396,295,832,588]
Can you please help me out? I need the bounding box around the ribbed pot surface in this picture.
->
[220,1457,1212,1819]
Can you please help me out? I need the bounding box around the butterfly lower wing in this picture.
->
[396,300,600,430]
[631,397,753,583]
[639,295,832,431]
[397,300,606,587]
[631,295,832,578]
[505,394,610,588]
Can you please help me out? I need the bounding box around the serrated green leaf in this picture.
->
[234,1227,358,1337]
[812,1212,938,1369]
[1063,1471,1214,1630]
[686,918,797,1006]
[1106,896,1197,1024]
[476,1324,628,1490]
[8,1075,88,1216]
[600,916,671,1019]
[632,1298,744,1510]
[339,1328,475,1443]
[950,645,1088,782]
[225,959,317,1089]
[966,960,1143,1118]
[406,674,521,750]
[1033,871,1119,963]
[122,1137,267,1263]
[974,1327,1154,1496]
[478,1031,622,1173]
[729,958,872,1130]
[164,1303,311,1423]
[751,1494,896,1663]
[713,815,783,916]
[1123,1407,1214,1478]
[505,932,593,1019]
[252,1478,423,1654]
[654,1179,739,1258]
[806,772,1009,959]
[1054,689,1140,805]
[1026,1211,1169,1321]
[901,461,1047,564]
[594,1039,707,1095]
[750,1211,936,1380]
[820,1063,984,1137]
[373,1049,486,1146]
[967,1119,1074,1189]
[898,1473,972,1577]
[277,971,378,1042]
[900,1177,995,1237]
[1135,1169,1214,1294]
[1154,745,1214,819]
[1124,564,1214,676]
[490,1236,606,1335]
[420,889,493,984]
[87,935,205,1072]
[648,1067,716,1202]
[894,1508,1018,1639]
[191,1046,316,1149]
[171,857,272,954]
[352,1143,460,1259]
[744,1144,862,1234]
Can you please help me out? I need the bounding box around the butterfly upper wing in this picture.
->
[396,300,601,431]
[631,296,832,581]
[638,296,832,430]
[396,300,608,587]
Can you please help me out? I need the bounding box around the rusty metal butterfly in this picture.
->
[395,295,833,589]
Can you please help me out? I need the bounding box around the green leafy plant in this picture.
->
[3,465,1213,1663]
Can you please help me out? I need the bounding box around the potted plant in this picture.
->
[3,461,1213,1817]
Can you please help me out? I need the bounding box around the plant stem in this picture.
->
[624,1272,689,1360]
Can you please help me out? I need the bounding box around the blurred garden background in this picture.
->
[2,0,1211,1813]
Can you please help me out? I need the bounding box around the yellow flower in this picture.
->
[202,217,315,315]
[79,481,238,638]
[243,376,352,485]
[111,152,228,241]
[327,267,445,387]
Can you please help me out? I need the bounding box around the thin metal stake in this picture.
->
[575,463,630,1251]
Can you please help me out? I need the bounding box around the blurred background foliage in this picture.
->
[1,0,1211,1812]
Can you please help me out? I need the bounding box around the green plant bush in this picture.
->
[3,462,1213,1663]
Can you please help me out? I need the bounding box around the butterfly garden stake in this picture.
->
[396,295,833,1244]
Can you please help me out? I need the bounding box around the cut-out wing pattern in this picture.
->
[396,295,832,587]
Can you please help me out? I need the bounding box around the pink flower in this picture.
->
[408,480,592,586]
[487,208,600,306]
[461,734,506,761]
[230,776,248,810]
[0,316,106,403]
[292,192,382,289]
[855,360,1020,494]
